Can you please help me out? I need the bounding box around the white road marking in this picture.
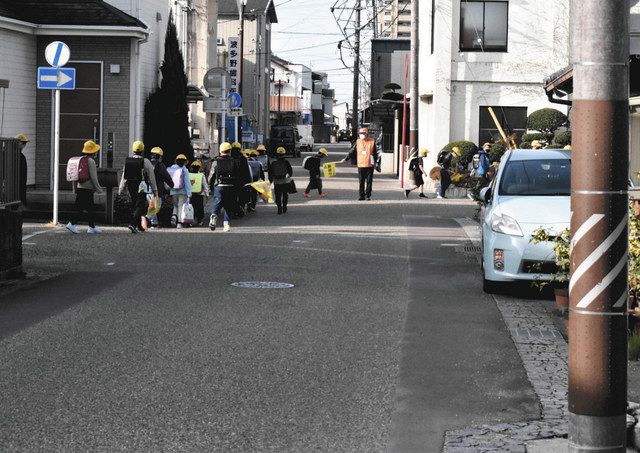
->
[106,262,115,266]
[22,229,58,241]
[453,217,481,246]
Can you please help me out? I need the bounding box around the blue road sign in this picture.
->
[37,67,76,90]
[228,92,242,108]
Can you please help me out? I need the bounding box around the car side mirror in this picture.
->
[479,187,492,203]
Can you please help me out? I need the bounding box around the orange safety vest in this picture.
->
[356,138,376,168]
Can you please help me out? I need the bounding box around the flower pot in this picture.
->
[555,287,569,313]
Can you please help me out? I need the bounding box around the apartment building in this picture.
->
[378,0,411,39]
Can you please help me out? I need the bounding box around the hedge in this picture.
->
[526,108,569,135]
[443,140,478,167]
[553,130,572,146]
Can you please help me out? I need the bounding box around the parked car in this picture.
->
[479,149,571,293]
[297,125,314,153]
[268,125,301,157]
[337,129,352,142]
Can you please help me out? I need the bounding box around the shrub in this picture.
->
[554,130,572,146]
[521,133,548,144]
[527,108,569,135]
[520,141,532,149]
[443,140,478,167]
[489,142,506,161]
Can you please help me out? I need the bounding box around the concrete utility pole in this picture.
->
[408,0,419,154]
[351,0,361,142]
[569,0,629,451]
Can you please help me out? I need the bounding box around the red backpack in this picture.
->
[66,156,90,183]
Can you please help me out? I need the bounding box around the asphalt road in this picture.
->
[1,143,538,452]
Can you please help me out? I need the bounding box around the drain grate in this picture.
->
[231,281,295,289]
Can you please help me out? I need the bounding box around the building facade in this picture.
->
[418,0,571,167]
[378,0,411,39]
[218,0,277,146]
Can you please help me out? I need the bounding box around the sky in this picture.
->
[270,0,361,105]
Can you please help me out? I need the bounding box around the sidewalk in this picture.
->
[447,219,640,452]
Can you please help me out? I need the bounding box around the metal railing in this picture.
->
[0,138,20,208]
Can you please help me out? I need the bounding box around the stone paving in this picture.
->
[443,295,569,452]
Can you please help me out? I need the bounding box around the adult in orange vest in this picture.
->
[340,127,380,200]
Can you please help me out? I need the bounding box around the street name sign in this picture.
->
[37,67,76,90]
[45,41,70,68]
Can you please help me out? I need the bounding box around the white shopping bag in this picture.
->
[180,203,195,225]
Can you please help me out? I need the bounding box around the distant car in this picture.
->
[269,125,301,157]
[337,129,352,142]
[297,125,314,152]
[479,149,571,293]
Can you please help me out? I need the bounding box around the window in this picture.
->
[478,106,527,145]
[499,159,571,196]
[460,1,508,52]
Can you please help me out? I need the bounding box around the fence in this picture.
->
[0,138,20,208]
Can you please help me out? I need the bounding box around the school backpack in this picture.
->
[168,166,185,189]
[437,150,448,166]
[302,156,312,170]
[216,157,236,185]
[124,157,145,181]
[66,156,90,183]
[408,157,420,173]
[189,172,203,194]
[271,159,288,179]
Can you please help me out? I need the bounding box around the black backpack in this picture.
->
[271,159,288,179]
[409,157,420,173]
[216,157,236,185]
[437,150,448,166]
[124,157,144,180]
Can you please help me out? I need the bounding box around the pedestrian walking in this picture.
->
[118,141,158,233]
[256,144,269,175]
[231,142,251,217]
[167,154,193,228]
[189,160,209,226]
[14,134,29,207]
[269,147,293,215]
[404,148,429,198]
[476,143,492,178]
[436,146,460,199]
[209,142,241,232]
[147,147,174,227]
[246,150,265,212]
[303,147,328,198]
[65,140,103,234]
[341,127,380,201]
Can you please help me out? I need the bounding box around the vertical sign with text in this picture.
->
[228,37,240,93]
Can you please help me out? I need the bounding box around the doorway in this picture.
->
[54,62,102,190]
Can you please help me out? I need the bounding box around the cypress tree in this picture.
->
[143,11,193,164]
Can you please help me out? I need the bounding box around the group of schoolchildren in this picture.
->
[64,138,330,234]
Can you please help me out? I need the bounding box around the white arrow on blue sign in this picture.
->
[228,92,242,108]
[37,67,76,90]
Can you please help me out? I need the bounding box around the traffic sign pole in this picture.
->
[221,75,227,144]
[52,88,60,225]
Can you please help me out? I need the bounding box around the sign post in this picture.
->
[39,41,74,226]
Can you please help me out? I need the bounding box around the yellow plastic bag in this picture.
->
[251,180,273,203]
[147,195,161,217]
[323,162,337,178]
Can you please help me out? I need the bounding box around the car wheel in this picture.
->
[483,278,501,294]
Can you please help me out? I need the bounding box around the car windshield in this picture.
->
[499,158,571,196]
[272,128,293,140]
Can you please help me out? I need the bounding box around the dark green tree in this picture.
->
[143,10,193,164]
[526,108,569,138]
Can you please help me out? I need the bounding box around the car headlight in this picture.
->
[490,212,523,237]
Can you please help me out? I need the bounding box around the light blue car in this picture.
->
[479,149,571,293]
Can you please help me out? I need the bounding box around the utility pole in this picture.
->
[372,0,378,39]
[351,0,361,143]
[569,0,629,451]
[408,0,419,156]
[237,0,246,144]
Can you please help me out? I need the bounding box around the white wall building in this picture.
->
[418,0,571,167]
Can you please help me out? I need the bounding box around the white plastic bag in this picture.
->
[180,202,195,225]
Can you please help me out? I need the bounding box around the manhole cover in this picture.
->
[231,281,295,289]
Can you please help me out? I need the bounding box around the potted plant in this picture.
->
[530,227,570,311]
